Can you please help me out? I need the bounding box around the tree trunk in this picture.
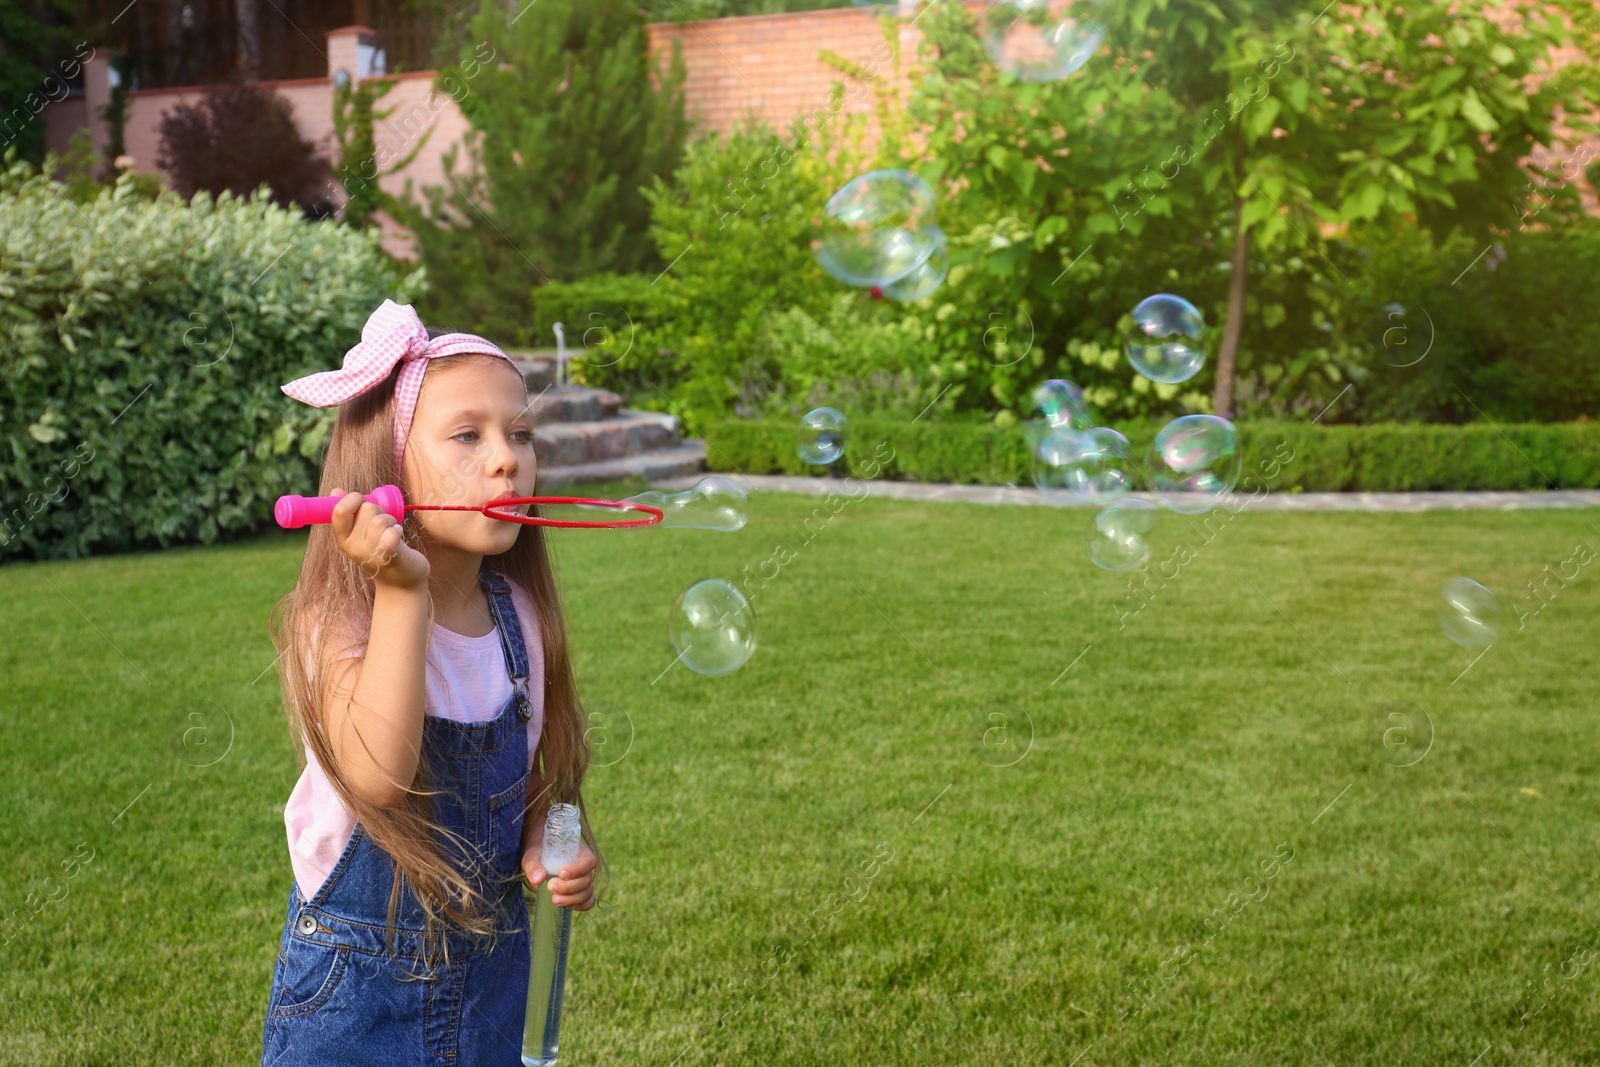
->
[1212,196,1249,419]
[236,0,261,82]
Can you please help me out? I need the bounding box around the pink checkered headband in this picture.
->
[280,299,520,471]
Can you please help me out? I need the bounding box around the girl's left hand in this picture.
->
[524,843,598,911]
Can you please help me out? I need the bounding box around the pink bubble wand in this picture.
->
[274,485,664,530]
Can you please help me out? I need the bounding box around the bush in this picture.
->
[699,417,1600,491]
[636,115,873,421]
[0,150,425,559]
[156,83,331,215]
[1335,222,1600,425]
[520,272,687,405]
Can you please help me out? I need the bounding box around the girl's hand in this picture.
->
[524,841,598,911]
[328,487,429,589]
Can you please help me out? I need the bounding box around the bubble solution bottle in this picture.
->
[522,803,581,1067]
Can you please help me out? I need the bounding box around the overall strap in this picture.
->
[479,567,533,722]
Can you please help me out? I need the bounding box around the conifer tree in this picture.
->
[395,0,688,341]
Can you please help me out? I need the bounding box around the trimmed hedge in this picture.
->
[699,417,1600,492]
[0,152,424,560]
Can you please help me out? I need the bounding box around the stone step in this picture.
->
[537,442,708,489]
[509,350,579,394]
[530,385,622,424]
[534,410,683,468]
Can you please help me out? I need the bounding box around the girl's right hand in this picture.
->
[329,487,430,589]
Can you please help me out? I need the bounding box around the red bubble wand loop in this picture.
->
[274,485,663,530]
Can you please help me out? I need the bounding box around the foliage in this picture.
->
[393,0,689,343]
[607,0,1600,431]
[46,128,164,205]
[908,0,1600,416]
[0,150,424,559]
[1319,220,1600,424]
[155,83,331,214]
[701,414,1600,490]
[330,74,430,229]
[0,0,80,165]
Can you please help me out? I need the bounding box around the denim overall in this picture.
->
[263,568,534,1067]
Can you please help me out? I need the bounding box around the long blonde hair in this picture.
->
[270,348,601,965]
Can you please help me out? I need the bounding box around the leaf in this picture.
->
[1240,197,1276,230]
[1035,215,1069,245]
[1082,212,1121,238]
[1247,97,1282,139]
[1357,181,1386,218]
[1426,119,1450,155]
[1459,87,1499,133]
[1432,67,1467,94]
[1374,128,1417,155]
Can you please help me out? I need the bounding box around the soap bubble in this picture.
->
[1031,426,1135,505]
[1085,497,1158,571]
[1146,415,1243,514]
[983,0,1104,82]
[669,579,758,676]
[878,225,948,302]
[813,170,938,288]
[796,407,847,466]
[624,476,748,532]
[1030,378,1096,431]
[1125,294,1206,384]
[1437,578,1501,649]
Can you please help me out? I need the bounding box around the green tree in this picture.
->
[394,0,689,342]
[0,0,82,166]
[911,0,1600,418]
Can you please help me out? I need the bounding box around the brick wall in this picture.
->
[648,7,925,141]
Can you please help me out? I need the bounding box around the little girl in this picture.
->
[262,300,600,1067]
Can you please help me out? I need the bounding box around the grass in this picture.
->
[2,486,1599,1065]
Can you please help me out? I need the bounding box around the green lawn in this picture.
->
[2,489,1598,1065]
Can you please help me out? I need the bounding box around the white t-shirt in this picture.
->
[281,580,545,901]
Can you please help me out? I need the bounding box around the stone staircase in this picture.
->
[509,349,706,488]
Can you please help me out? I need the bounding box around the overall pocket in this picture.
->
[487,769,532,879]
[272,937,351,1018]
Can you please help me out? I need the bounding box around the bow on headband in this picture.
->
[281,300,520,469]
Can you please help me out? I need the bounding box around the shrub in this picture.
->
[698,416,1600,491]
[156,83,330,214]
[1335,222,1600,425]
[636,114,871,421]
[0,150,425,559]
